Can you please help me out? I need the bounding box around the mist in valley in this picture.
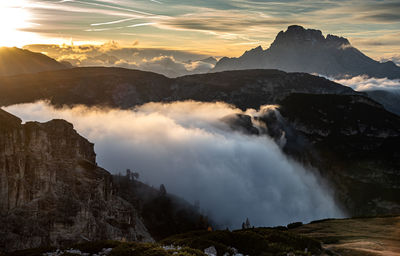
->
[334,75,400,92]
[4,101,344,228]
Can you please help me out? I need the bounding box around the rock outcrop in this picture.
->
[0,109,152,252]
[213,25,400,79]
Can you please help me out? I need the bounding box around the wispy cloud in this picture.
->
[71,0,155,16]
[126,22,155,28]
[91,17,139,26]
[13,0,400,58]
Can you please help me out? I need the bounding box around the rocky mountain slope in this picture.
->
[223,93,400,216]
[365,89,400,116]
[0,47,68,76]
[276,94,400,215]
[0,108,153,251]
[0,67,356,109]
[0,67,399,218]
[213,25,400,79]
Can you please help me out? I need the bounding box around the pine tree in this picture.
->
[131,172,139,180]
[245,217,251,229]
[159,184,167,196]
[126,169,131,180]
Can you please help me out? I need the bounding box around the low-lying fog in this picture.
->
[334,75,400,92]
[5,101,344,228]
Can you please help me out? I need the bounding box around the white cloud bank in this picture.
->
[4,101,343,228]
[334,75,400,91]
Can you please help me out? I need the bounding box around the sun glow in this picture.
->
[0,0,38,47]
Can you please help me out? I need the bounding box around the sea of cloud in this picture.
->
[334,75,400,92]
[4,101,343,228]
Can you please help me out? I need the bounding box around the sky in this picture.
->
[1,0,400,59]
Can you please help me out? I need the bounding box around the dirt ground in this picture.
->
[294,216,400,256]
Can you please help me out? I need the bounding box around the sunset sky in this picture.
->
[1,0,400,60]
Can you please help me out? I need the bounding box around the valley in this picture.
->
[0,8,399,253]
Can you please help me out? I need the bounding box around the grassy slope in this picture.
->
[293,216,400,256]
[5,216,400,256]
[4,228,322,256]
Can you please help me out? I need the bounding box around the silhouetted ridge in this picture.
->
[213,25,400,79]
[0,47,68,76]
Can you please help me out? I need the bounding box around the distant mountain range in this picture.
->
[0,47,69,76]
[1,67,399,217]
[213,25,400,79]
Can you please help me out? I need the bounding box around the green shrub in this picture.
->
[73,240,121,254]
[109,242,205,256]
[162,227,321,256]
[287,222,303,229]
[6,246,57,256]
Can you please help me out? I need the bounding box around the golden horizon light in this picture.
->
[0,1,39,47]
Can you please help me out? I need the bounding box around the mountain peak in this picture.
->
[241,45,264,58]
[213,25,400,79]
[271,25,351,49]
[271,25,325,47]
[0,47,68,76]
[286,25,307,32]
[326,34,350,46]
[245,45,263,53]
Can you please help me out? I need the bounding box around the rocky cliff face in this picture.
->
[213,25,400,79]
[0,109,152,252]
[218,93,400,216]
[366,90,400,116]
[266,94,400,215]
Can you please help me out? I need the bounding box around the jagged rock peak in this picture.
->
[242,45,264,57]
[249,45,264,52]
[326,34,350,46]
[271,25,350,47]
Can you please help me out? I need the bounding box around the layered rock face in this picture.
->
[213,25,400,79]
[0,109,152,252]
